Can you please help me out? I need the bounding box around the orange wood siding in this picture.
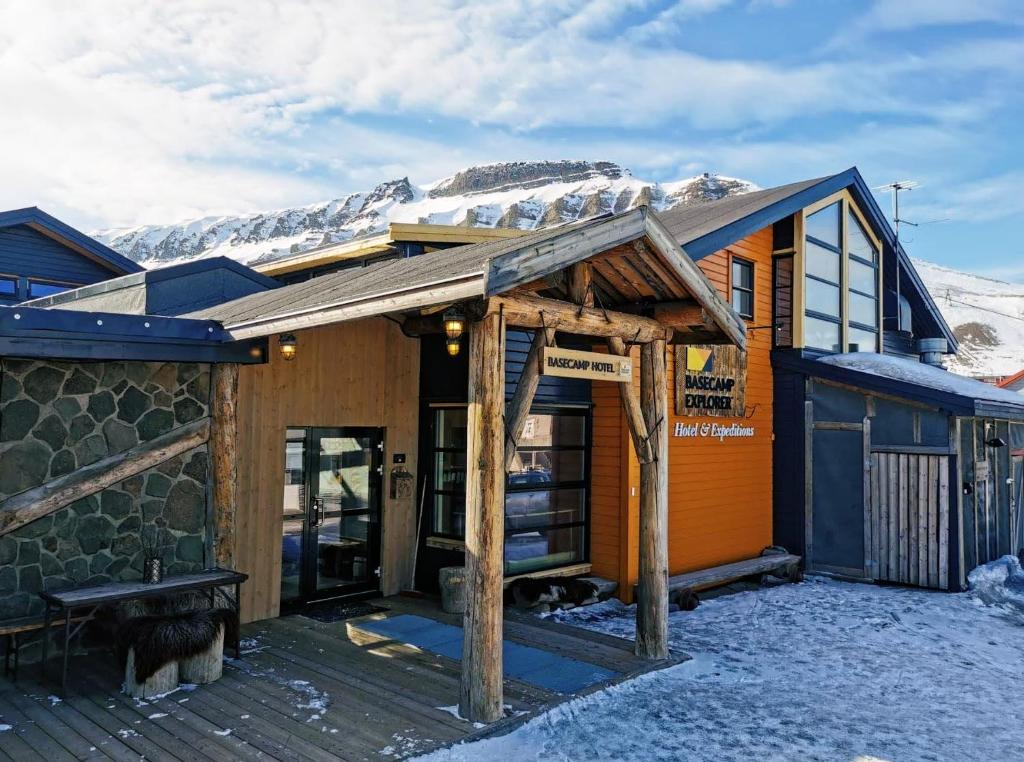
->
[590,226,775,600]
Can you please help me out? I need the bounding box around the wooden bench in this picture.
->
[634,553,802,609]
[1,614,90,680]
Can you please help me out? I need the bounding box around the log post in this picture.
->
[460,311,506,723]
[637,339,669,660]
[211,363,239,569]
[567,262,594,307]
[607,338,653,464]
[504,323,557,471]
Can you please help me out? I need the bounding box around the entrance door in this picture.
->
[280,427,383,608]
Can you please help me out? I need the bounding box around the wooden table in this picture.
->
[38,568,248,696]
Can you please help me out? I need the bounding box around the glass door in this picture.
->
[280,427,383,608]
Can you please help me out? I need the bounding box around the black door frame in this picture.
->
[281,426,384,612]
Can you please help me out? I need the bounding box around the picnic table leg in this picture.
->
[61,608,71,697]
[12,633,18,680]
[4,634,9,677]
[40,603,51,680]
[234,582,241,658]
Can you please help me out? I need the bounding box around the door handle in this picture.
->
[310,498,322,527]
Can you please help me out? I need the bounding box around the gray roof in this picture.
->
[657,175,830,248]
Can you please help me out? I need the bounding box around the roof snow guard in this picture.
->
[777,352,1024,421]
[190,207,747,349]
[0,305,264,364]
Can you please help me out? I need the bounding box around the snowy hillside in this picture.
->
[913,259,1024,379]
[94,161,756,267]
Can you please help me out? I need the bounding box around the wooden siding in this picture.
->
[590,227,775,599]
[234,318,420,622]
[0,224,114,286]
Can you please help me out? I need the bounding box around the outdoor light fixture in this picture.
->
[985,437,1007,448]
[279,333,298,361]
[443,306,465,357]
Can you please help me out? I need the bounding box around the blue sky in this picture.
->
[0,0,1021,279]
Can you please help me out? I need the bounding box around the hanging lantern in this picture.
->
[279,333,298,361]
[443,307,465,357]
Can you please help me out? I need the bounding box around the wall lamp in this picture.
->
[985,437,1007,448]
[279,333,298,361]
[443,306,466,357]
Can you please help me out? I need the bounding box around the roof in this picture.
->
[774,351,1024,421]
[188,208,746,346]
[0,207,142,275]
[997,369,1024,392]
[658,167,957,353]
[22,256,278,316]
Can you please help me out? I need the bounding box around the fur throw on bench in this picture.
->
[118,608,236,682]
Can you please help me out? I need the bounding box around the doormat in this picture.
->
[299,601,388,623]
[356,614,616,694]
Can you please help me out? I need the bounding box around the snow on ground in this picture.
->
[418,567,1024,762]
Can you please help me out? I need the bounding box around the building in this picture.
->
[997,369,1024,393]
[4,167,1024,722]
[0,207,141,304]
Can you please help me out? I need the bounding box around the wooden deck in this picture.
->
[0,596,675,761]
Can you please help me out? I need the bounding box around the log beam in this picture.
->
[636,339,669,660]
[460,311,506,723]
[567,262,594,307]
[606,337,653,465]
[211,363,239,568]
[505,323,558,471]
[0,418,211,536]
[488,293,669,343]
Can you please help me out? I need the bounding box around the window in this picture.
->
[772,255,794,348]
[0,276,17,304]
[429,406,590,575]
[730,257,754,320]
[28,280,71,298]
[801,199,881,353]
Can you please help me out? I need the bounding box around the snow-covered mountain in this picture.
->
[94,161,756,267]
[914,259,1024,380]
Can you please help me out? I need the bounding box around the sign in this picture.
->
[674,345,747,417]
[540,346,632,382]
[976,460,990,481]
[673,421,756,440]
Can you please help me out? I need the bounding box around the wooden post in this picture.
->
[460,311,505,723]
[607,338,653,464]
[504,323,557,471]
[211,363,239,569]
[567,262,594,307]
[636,339,669,660]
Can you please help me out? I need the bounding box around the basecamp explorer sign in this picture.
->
[675,345,747,417]
[540,346,632,382]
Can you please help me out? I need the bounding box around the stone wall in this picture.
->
[0,358,212,619]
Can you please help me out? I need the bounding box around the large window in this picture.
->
[802,198,880,353]
[0,276,17,304]
[28,279,71,299]
[429,405,590,575]
[730,257,754,320]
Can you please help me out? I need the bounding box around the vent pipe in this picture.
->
[917,337,947,367]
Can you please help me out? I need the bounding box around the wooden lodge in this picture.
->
[3,171,1024,729]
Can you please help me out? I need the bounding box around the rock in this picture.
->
[0,593,30,619]
[65,557,89,582]
[175,535,205,563]
[117,385,150,424]
[16,540,40,566]
[173,397,204,424]
[117,515,141,534]
[40,552,63,576]
[164,479,205,533]
[23,365,65,404]
[177,363,200,386]
[137,408,174,441]
[50,449,77,478]
[141,500,163,522]
[0,440,51,493]
[62,368,97,395]
[78,514,116,554]
[150,363,178,391]
[0,536,17,565]
[182,450,208,482]
[0,374,21,404]
[19,565,43,593]
[68,413,95,444]
[100,362,126,388]
[121,474,145,498]
[16,515,54,539]
[0,565,17,594]
[54,396,82,422]
[42,535,58,553]
[90,552,114,575]
[71,495,99,516]
[145,472,173,498]
[186,371,210,402]
[125,363,152,387]
[156,455,183,478]
[111,534,142,557]
[87,390,116,422]
[32,414,68,451]
[56,538,81,561]
[101,490,134,520]
[1,398,40,440]
[103,418,138,453]
[74,433,108,467]
[152,390,173,408]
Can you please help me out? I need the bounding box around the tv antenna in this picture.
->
[874,180,919,331]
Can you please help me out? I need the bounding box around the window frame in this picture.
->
[729,254,755,321]
[771,253,795,349]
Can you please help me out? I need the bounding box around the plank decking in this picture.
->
[0,597,673,761]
